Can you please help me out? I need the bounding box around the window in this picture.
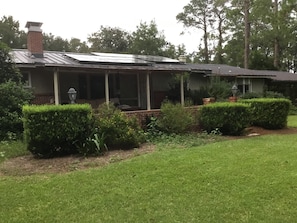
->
[21,72,31,88]
[238,84,250,94]
[237,78,251,94]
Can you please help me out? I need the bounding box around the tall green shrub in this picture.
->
[96,103,145,149]
[0,42,33,140]
[157,101,195,134]
[23,104,94,158]
[199,102,250,136]
[242,98,291,129]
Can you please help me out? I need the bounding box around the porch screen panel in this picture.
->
[90,75,105,99]
[119,74,138,106]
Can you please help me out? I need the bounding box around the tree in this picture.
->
[212,0,229,64]
[129,20,168,56]
[68,38,90,53]
[0,16,26,49]
[0,42,33,139]
[177,0,214,63]
[43,33,70,51]
[88,26,131,53]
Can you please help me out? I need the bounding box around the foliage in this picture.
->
[0,15,26,49]
[199,102,250,135]
[188,87,209,105]
[176,0,214,63]
[23,104,94,158]
[75,128,107,157]
[167,73,192,103]
[157,101,195,134]
[88,26,131,53]
[129,20,170,56]
[0,42,33,140]
[207,76,232,100]
[242,98,291,129]
[96,103,145,149]
[240,91,286,100]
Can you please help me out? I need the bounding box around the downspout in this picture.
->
[53,68,60,105]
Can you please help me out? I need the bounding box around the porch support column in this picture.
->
[180,74,185,106]
[53,68,60,105]
[146,71,151,110]
[105,71,110,104]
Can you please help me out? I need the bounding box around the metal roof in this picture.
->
[194,64,276,78]
[11,49,194,73]
[11,50,297,81]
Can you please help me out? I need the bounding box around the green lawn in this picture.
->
[1,133,297,222]
[288,115,297,127]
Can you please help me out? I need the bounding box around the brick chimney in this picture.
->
[25,21,43,58]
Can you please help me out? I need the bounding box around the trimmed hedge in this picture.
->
[241,98,291,129]
[23,104,94,158]
[199,102,250,136]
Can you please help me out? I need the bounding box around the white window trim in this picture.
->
[22,72,32,88]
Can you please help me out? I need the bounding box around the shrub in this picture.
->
[23,104,94,158]
[0,42,33,140]
[242,98,291,129]
[157,101,195,134]
[96,103,145,149]
[208,77,232,100]
[199,102,250,136]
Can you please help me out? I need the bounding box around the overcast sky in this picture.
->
[1,0,202,53]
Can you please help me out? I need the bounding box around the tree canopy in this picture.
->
[1,3,297,72]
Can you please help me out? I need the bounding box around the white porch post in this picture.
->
[146,71,151,110]
[105,71,110,104]
[53,68,60,105]
[180,74,184,106]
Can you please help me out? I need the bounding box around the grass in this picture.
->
[1,117,297,222]
[287,115,297,127]
[0,140,28,164]
[1,134,297,222]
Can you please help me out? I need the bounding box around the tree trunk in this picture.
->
[273,0,280,69]
[244,0,250,69]
[203,17,209,64]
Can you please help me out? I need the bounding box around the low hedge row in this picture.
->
[199,102,250,135]
[241,98,291,129]
[199,98,291,135]
[23,104,94,158]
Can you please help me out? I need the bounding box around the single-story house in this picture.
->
[11,21,297,110]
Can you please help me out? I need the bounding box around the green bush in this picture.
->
[157,101,195,134]
[242,98,291,129]
[199,102,250,136]
[23,104,94,158]
[96,103,145,149]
